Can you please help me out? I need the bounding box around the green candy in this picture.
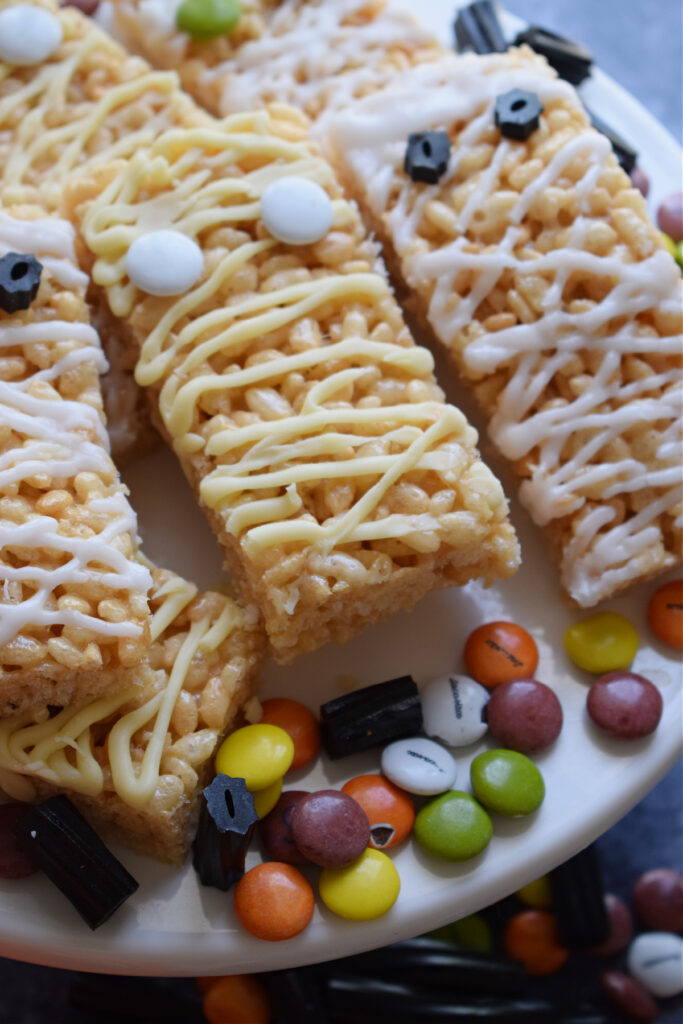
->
[470,749,545,817]
[176,0,242,39]
[428,913,493,953]
[414,790,492,861]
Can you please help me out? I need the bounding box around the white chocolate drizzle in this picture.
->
[0,212,151,646]
[326,53,683,604]
[81,120,493,558]
[0,572,243,807]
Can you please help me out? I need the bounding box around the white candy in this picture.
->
[381,737,456,796]
[125,230,204,297]
[627,932,683,998]
[0,6,63,65]
[420,675,489,747]
[260,176,333,245]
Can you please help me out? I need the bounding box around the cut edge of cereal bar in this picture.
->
[323,49,683,607]
[0,566,264,865]
[0,203,153,716]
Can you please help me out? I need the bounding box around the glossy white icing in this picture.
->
[326,53,683,604]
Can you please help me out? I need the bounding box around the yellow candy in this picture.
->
[563,611,639,674]
[516,875,553,909]
[252,777,282,819]
[319,848,400,921]
[215,724,294,791]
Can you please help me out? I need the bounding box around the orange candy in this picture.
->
[648,579,683,650]
[259,698,321,771]
[464,621,539,689]
[504,910,569,975]
[202,974,272,1024]
[342,774,415,850]
[234,862,315,941]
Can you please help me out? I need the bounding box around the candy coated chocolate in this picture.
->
[657,192,683,242]
[601,971,657,1021]
[291,790,369,868]
[633,868,683,933]
[590,894,633,956]
[587,672,662,740]
[485,679,562,754]
[630,166,650,197]
[260,790,310,865]
[470,749,544,817]
[627,931,683,997]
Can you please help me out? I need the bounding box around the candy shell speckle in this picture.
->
[0,6,63,65]
[261,177,333,246]
[125,230,204,297]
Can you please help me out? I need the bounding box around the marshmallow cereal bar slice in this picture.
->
[0,566,264,864]
[323,50,683,606]
[0,204,152,715]
[65,106,519,661]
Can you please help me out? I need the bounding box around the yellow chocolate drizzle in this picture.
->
[0,574,240,808]
[81,120,479,557]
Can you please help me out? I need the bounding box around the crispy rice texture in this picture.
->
[17,569,264,865]
[0,203,151,715]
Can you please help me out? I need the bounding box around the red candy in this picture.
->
[259,790,310,865]
[601,970,658,1022]
[0,804,39,879]
[291,790,369,868]
[590,894,633,956]
[485,679,563,754]
[587,672,663,740]
[61,0,100,13]
[341,774,415,850]
[657,191,683,242]
[630,166,650,198]
[632,868,683,933]
[258,698,320,771]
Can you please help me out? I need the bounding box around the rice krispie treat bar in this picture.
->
[65,105,519,661]
[97,0,444,124]
[0,566,264,864]
[0,204,152,715]
[323,50,683,606]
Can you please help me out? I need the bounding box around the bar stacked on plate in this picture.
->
[98,0,683,607]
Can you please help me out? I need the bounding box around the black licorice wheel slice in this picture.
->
[550,844,610,949]
[13,796,139,930]
[192,774,259,890]
[319,676,422,759]
[0,252,42,314]
[513,26,593,86]
[454,0,506,54]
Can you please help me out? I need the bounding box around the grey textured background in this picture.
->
[0,1,680,1021]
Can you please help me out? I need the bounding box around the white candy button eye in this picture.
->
[627,932,683,998]
[420,675,489,747]
[381,737,457,796]
[260,176,333,246]
[125,230,204,297]
[0,6,63,65]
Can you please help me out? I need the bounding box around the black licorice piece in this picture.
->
[585,108,638,173]
[494,89,544,141]
[69,977,205,1023]
[513,26,593,86]
[263,967,330,1023]
[323,975,607,1021]
[404,131,451,184]
[192,773,258,890]
[334,938,525,993]
[13,796,138,930]
[549,844,610,949]
[319,676,422,759]
[0,252,42,314]
[454,1,506,54]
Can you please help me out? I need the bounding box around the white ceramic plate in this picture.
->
[0,0,681,977]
